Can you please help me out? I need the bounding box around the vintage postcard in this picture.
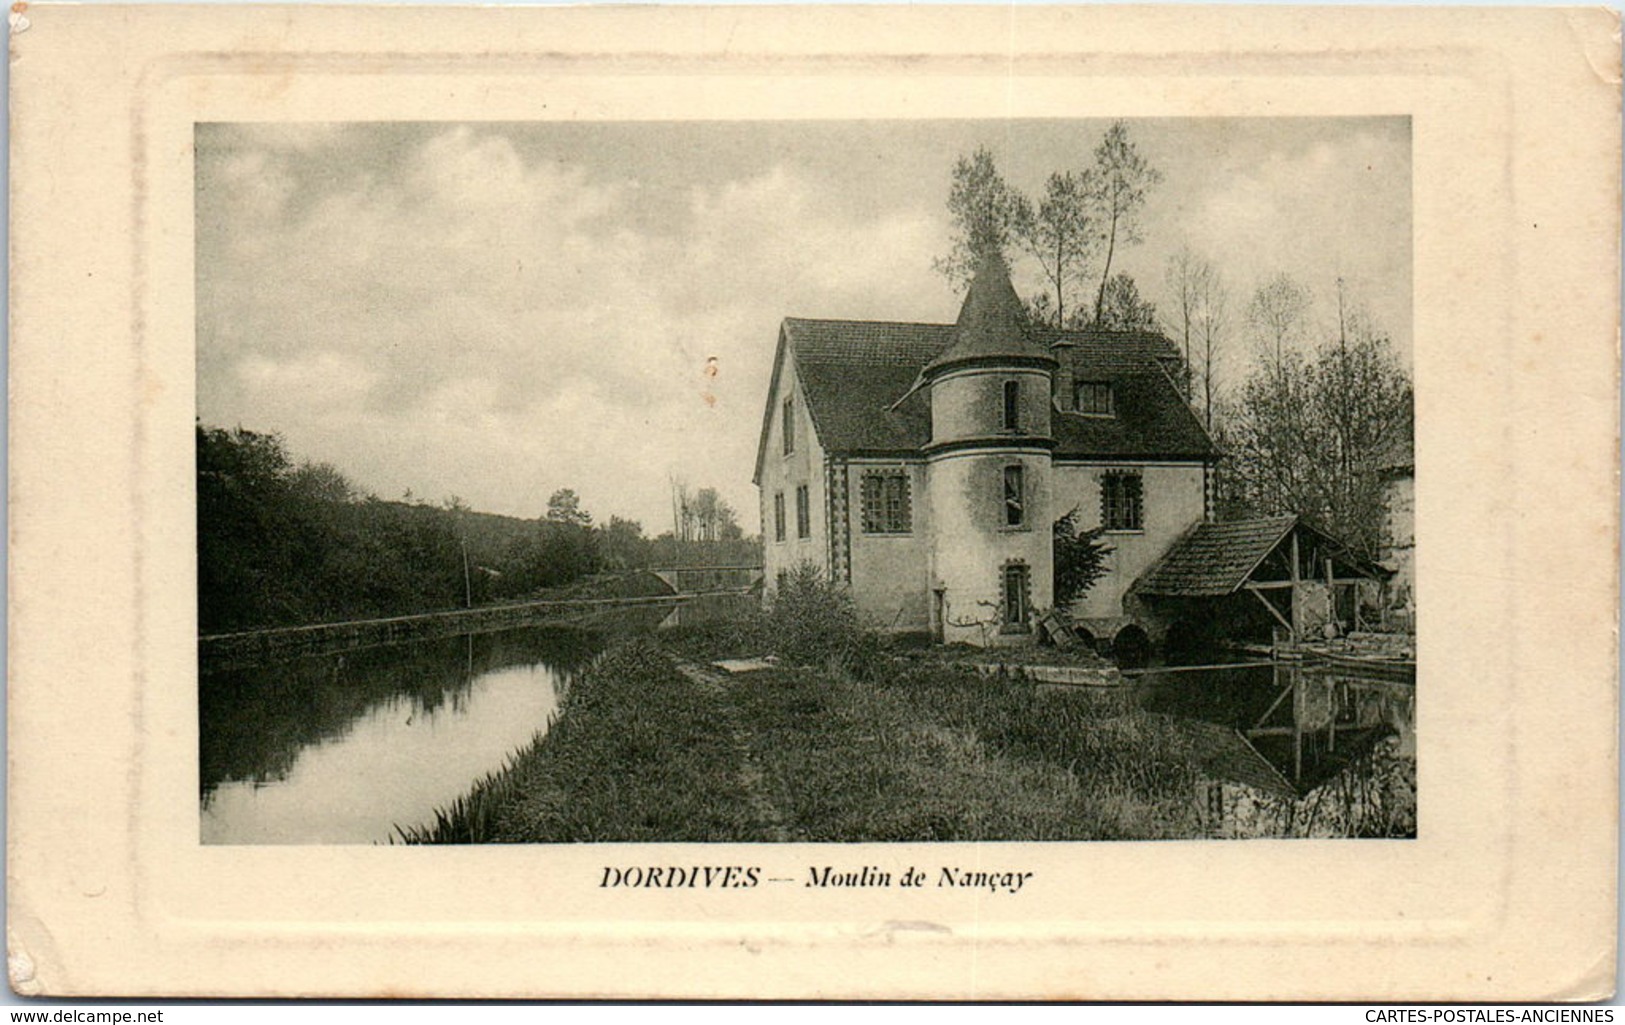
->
[8,3,1619,1000]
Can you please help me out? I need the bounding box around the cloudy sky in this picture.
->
[196,117,1410,532]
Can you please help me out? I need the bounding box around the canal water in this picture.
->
[1130,659,1416,836]
[200,624,609,844]
[200,603,1413,843]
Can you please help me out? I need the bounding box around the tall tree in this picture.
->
[1088,122,1162,326]
[1016,171,1095,327]
[1189,259,1229,432]
[595,515,647,570]
[1160,250,1231,430]
[1096,272,1158,332]
[1165,247,1206,373]
[545,488,592,527]
[1246,273,1312,369]
[934,147,1032,291]
[1225,303,1411,559]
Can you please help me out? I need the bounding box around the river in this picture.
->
[200,623,611,844]
[200,606,1413,843]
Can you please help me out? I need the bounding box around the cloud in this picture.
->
[197,119,1410,529]
[197,124,948,529]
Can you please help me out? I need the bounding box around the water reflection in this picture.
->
[199,625,603,844]
[1135,660,1416,837]
[657,593,758,630]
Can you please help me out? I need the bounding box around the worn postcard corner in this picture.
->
[6,1,1620,1001]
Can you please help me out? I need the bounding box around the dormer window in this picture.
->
[1002,380,1021,431]
[1075,381,1114,416]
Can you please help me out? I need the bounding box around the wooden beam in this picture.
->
[1248,586,1293,633]
[1251,681,1296,730]
[1243,580,1295,591]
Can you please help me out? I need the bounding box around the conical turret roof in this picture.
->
[922,252,1056,378]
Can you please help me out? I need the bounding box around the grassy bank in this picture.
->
[402,635,1203,843]
[400,568,1409,843]
[397,640,761,842]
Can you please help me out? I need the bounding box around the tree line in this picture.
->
[939,123,1413,563]
[196,424,758,633]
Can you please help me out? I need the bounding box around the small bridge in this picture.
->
[647,564,763,595]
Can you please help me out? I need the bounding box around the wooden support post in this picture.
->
[1289,530,1301,645]
[1326,556,1336,637]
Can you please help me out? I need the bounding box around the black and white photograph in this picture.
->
[195,117,1415,845]
[9,2,1618,1002]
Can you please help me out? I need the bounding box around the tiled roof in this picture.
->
[1053,351,1214,460]
[785,318,949,367]
[1134,516,1299,597]
[1049,328,1184,369]
[780,318,1215,460]
[922,253,1053,375]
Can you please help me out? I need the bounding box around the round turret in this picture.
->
[922,253,1055,644]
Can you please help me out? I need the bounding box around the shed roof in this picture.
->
[1134,516,1299,597]
[1135,514,1387,598]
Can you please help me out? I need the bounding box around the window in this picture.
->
[1003,563,1031,629]
[1076,381,1114,416]
[1003,464,1025,527]
[774,491,786,542]
[782,397,795,454]
[1102,471,1143,531]
[1002,380,1021,431]
[860,471,911,534]
[795,484,810,539]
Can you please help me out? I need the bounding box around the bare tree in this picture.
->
[1227,295,1410,559]
[1088,122,1162,326]
[1246,273,1312,369]
[1165,247,1205,371]
[1016,171,1095,327]
[933,147,1033,292]
[1192,265,1229,433]
[1164,248,1227,426]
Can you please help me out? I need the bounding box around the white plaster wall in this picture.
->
[758,353,828,599]
[1383,475,1415,611]
[1051,462,1207,619]
[929,368,1053,444]
[844,460,931,631]
[926,449,1053,645]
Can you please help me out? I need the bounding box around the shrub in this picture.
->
[1053,508,1112,608]
[766,563,885,679]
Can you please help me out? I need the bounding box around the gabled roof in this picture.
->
[1135,515,1387,598]
[921,253,1054,377]
[1136,516,1299,597]
[764,317,1215,463]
